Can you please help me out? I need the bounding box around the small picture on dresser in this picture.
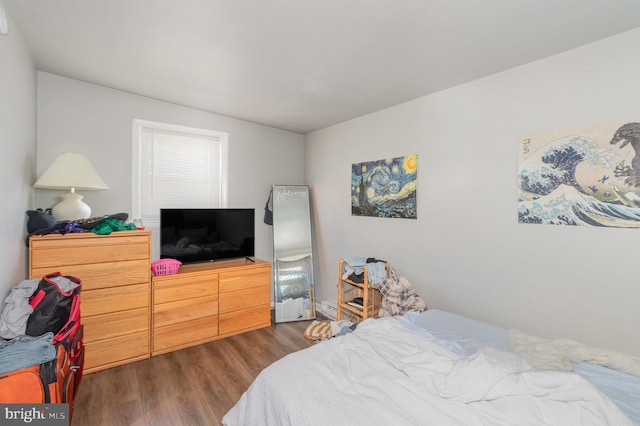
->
[351,154,417,219]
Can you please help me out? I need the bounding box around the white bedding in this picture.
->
[409,309,640,422]
[223,314,635,425]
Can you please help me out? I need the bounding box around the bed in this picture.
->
[222,309,640,425]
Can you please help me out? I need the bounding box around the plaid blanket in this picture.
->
[377,268,427,317]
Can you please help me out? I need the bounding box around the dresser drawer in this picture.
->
[153,274,218,305]
[219,285,270,314]
[82,283,149,317]
[83,307,149,343]
[153,316,218,353]
[30,233,149,269]
[84,331,149,372]
[153,294,218,328]
[30,259,150,291]
[219,305,270,336]
[218,266,270,293]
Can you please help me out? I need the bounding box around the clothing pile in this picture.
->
[26,209,134,238]
[0,279,39,339]
[303,320,356,341]
[341,257,388,288]
[0,274,84,412]
[377,268,427,317]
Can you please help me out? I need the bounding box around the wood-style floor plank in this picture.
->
[71,318,318,426]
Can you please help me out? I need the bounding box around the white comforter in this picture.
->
[223,317,634,426]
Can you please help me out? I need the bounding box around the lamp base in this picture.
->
[52,191,91,221]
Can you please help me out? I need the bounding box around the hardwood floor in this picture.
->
[71,318,318,426]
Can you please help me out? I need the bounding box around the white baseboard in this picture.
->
[317,300,337,319]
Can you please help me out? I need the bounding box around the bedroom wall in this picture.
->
[35,72,304,263]
[305,28,640,356]
[0,3,37,292]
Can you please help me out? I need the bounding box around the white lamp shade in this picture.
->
[34,153,109,220]
[33,153,109,191]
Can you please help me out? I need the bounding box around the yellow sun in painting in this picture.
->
[403,155,417,174]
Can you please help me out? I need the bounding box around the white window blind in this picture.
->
[132,120,228,259]
[140,129,225,214]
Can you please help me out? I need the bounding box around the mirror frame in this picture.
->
[272,185,316,323]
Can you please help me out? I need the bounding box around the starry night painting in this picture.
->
[352,154,417,219]
[518,120,640,227]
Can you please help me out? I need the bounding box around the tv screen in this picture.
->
[160,208,255,264]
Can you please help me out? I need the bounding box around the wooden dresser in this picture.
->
[151,258,271,356]
[29,230,152,374]
[29,232,271,370]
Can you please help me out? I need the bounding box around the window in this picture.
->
[132,119,228,259]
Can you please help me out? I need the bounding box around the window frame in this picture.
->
[131,119,229,221]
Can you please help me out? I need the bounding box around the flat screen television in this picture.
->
[160,208,255,264]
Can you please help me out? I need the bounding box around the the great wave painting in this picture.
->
[352,154,417,219]
[518,120,640,227]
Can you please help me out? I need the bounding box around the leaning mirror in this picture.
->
[272,185,316,322]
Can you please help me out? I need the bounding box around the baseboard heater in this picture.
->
[317,300,337,319]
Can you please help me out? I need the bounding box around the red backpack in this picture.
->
[26,272,84,397]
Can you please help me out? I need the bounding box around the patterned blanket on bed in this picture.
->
[377,268,427,317]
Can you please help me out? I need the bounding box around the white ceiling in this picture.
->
[4,0,640,134]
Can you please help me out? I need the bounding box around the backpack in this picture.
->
[26,272,81,338]
[53,295,84,397]
[25,272,84,396]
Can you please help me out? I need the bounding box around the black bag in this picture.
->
[264,189,273,225]
[26,272,81,337]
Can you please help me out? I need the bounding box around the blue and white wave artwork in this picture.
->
[518,126,640,227]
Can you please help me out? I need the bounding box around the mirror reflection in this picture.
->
[272,185,315,322]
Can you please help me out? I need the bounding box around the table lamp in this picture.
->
[33,153,109,220]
